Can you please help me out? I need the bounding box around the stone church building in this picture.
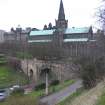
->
[28,0,94,58]
[21,0,98,84]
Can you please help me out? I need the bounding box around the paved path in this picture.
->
[40,80,82,105]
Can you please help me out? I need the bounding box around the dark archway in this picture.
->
[30,69,33,79]
[40,68,51,95]
[41,68,50,75]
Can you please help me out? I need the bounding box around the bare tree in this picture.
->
[97,1,105,30]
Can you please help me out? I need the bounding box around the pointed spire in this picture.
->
[58,0,65,20]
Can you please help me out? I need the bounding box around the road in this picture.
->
[40,80,82,105]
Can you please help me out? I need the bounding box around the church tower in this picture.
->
[56,0,68,29]
[53,0,68,55]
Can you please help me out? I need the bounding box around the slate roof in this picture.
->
[29,27,90,36]
[30,30,55,36]
[65,27,90,34]
[29,27,90,43]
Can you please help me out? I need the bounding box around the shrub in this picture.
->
[35,83,46,90]
[11,88,24,96]
[50,80,60,86]
[8,58,21,70]
[77,57,97,89]
[81,64,96,89]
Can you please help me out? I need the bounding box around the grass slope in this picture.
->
[0,80,75,105]
[95,88,105,105]
[69,82,104,105]
[29,79,75,98]
[58,81,105,105]
[0,66,28,88]
[58,88,83,105]
[49,80,75,93]
[0,95,38,105]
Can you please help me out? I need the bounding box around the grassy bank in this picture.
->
[0,54,28,88]
[96,89,105,105]
[57,88,83,105]
[0,66,28,88]
[58,82,105,105]
[49,79,75,94]
[69,82,104,105]
[33,79,75,98]
[0,80,75,105]
[0,95,39,105]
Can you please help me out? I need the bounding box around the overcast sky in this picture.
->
[0,0,101,31]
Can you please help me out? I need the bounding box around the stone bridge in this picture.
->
[21,58,79,85]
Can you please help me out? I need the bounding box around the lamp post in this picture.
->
[26,33,30,83]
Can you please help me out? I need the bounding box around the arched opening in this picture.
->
[41,67,51,75]
[30,69,33,79]
[40,68,51,95]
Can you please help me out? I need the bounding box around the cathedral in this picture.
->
[28,0,94,58]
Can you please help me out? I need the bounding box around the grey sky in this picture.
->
[0,0,101,31]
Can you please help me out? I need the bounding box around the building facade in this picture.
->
[4,26,30,42]
[0,30,5,43]
[28,0,94,58]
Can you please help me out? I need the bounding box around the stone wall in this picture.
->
[21,58,79,85]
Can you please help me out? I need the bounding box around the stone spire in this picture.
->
[58,0,65,20]
[56,0,68,29]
